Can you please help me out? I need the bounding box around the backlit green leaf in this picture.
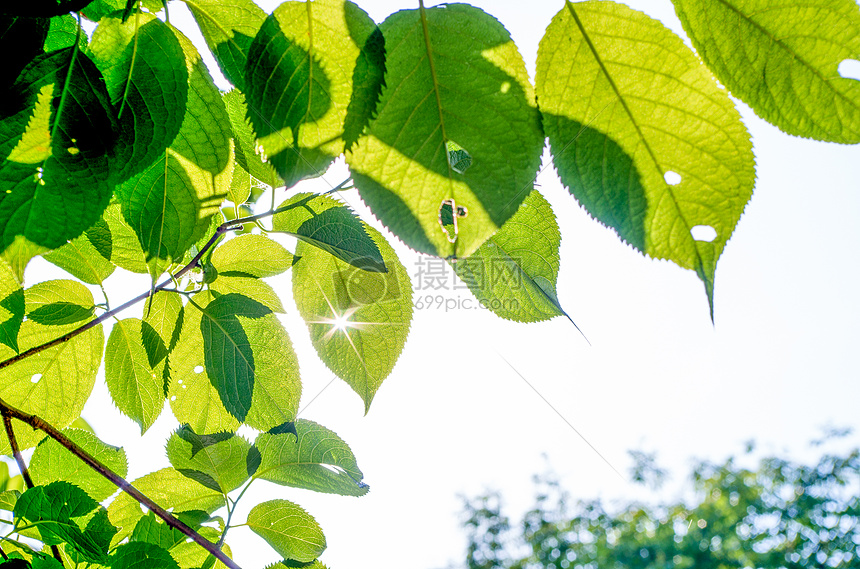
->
[198,293,299,425]
[25,277,94,326]
[107,468,224,546]
[88,13,188,182]
[44,15,86,53]
[672,0,860,143]
[254,419,368,496]
[30,428,128,502]
[170,291,301,432]
[347,3,543,258]
[167,426,257,493]
[0,281,102,454]
[536,1,755,319]
[0,258,24,352]
[272,193,383,272]
[0,47,116,271]
[452,190,569,323]
[142,290,183,369]
[170,526,233,569]
[186,0,267,92]
[105,318,166,434]
[111,541,179,569]
[293,223,411,412]
[210,234,293,277]
[115,22,232,276]
[130,512,185,551]
[43,230,116,285]
[210,275,285,314]
[245,0,382,187]
[247,499,326,563]
[222,90,281,190]
[99,203,149,274]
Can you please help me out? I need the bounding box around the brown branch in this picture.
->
[2,410,64,567]
[0,401,241,569]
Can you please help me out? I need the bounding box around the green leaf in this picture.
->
[199,293,298,424]
[210,234,293,278]
[292,223,411,412]
[254,419,368,496]
[347,3,543,258]
[30,428,128,502]
[672,0,860,143]
[114,22,232,276]
[245,0,381,187]
[0,258,24,352]
[130,512,185,551]
[107,468,225,546]
[42,229,116,285]
[0,47,116,271]
[170,526,233,569]
[44,15,86,53]
[142,290,184,368]
[88,13,188,182]
[210,275,285,314]
[14,481,108,564]
[452,190,569,323]
[0,489,21,513]
[186,0,267,92]
[167,426,257,494]
[25,276,94,325]
[247,499,326,563]
[111,542,179,569]
[272,193,384,272]
[170,291,300,432]
[536,1,755,319]
[100,203,149,274]
[223,89,281,190]
[105,318,166,433]
[0,281,102,454]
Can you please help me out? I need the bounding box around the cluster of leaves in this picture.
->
[458,445,860,569]
[0,0,859,566]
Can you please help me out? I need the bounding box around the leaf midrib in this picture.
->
[564,1,707,276]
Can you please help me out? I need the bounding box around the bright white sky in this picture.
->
[17,1,860,568]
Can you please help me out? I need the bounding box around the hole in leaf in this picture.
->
[446,140,472,174]
[664,171,682,185]
[194,365,204,374]
[838,59,860,81]
[171,396,177,401]
[31,373,41,383]
[691,225,717,242]
[438,199,469,243]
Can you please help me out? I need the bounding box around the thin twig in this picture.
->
[2,410,65,567]
[0,222,237,372]
[0,401,241,569]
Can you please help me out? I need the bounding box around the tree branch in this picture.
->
[0,400,241,569]
[2,409,64,567]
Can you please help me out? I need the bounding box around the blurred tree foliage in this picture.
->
[458,444,859,569]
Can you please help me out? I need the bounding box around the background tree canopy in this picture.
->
[458,442,860,569]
